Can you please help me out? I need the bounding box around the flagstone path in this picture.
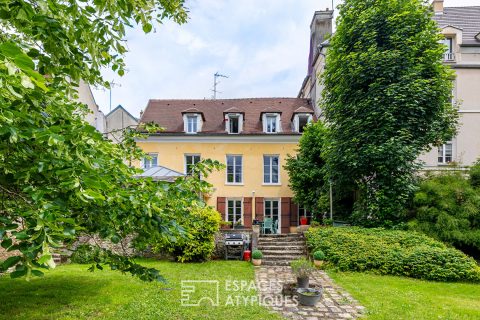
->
[255,266,365,320]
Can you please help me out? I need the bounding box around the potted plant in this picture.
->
[220,220,232,230]
[313,250,325,267]
[297,287,323,306]
[233,220,245,229]
[290,258,315,288]
[252,249,263,266]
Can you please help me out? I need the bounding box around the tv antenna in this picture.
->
[108,80,122,111]
[212,72,228,99]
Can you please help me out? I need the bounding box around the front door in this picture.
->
[264,199,281,234]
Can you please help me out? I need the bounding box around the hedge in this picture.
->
[305,227,480,282]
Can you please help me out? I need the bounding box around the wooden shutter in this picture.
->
[281,197,291,234]
[243,197,252,228]
[217,197,226,221]
[290,202,299,226]
[255,197,264,221]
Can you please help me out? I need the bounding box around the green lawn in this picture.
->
[328,271,480,320]
[0,260,281,320]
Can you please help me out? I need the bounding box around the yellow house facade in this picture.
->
[137,98,315,234]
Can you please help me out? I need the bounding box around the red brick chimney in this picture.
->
[433,0,444,14]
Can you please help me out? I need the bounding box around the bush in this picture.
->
[70,244,106,264]
[290,258,315,278]
[252,250,263,259]
[305,227,480,282]
[152,206,221,262]
[410,171,480,255]
[313,250,325,261]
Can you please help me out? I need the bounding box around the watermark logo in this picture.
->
[180,279,298,307]
[180,280,220,307]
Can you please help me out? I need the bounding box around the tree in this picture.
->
[321,0,458,226]
[411,169,480,256]
[285,122,328,218]
[0,1,226,281]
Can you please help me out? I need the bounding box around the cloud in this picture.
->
[93,0,478,117]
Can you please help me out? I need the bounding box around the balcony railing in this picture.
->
[443,52,455,61]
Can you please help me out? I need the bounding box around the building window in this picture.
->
[227,114,242,134]
[443,37,454,61]
[185,154,201,175]
[298,205,312,225]
[227,199,243,224]
[187,115,198,133]
[264,155,279,184]
[226,155,242,184]
[264,199,280,234]
[438,142,452,164]
[142,153,158,169]
[293,113,312,133]
[266,115,278,133]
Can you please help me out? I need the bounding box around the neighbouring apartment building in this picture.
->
[136,98,315,233]
[298,1,480,170]
[105,105,139,142]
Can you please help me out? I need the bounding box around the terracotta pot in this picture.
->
[314,260,324,268]
[252,259,262,266]
[300,217,308,225]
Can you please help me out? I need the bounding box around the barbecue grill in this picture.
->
[224,233,249,260]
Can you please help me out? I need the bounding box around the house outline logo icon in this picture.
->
[181,280,220,307]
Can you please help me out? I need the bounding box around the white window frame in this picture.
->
[183,113,203,134]
[184,154,201,175]
[262,113,281,133]
[226,198,243,224]
[263,155,280,185]
[438,141,453,164]
[443,37,455,61]
[141,153,158,169]
[293,113,313,133]
[226,113,243,134]
[264,198,281,234]
[225,155,243,184]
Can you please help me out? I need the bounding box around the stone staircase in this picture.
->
[257,233,306,266]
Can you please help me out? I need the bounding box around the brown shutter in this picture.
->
[290,202,299,226]
[281,197,291,234]
[217,197,226,221]
[255,197,264,221]
[243,197,252,228]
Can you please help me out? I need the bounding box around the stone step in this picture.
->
[257,245,305,251]
[259,233,303,237]
[261,250,305,255]
[262,254,305,261]
[257,241,305,246]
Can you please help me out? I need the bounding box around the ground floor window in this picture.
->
[438,142,453,164]
[227,199,243,225]
[264,199,280,234]
[298,205,312,225]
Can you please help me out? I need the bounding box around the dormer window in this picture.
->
[442,37,454,61]
[293,113,313,133]
[187,115,198,133]
[226,113,243,134]
[182,109,204,134]
[262,113,281,133]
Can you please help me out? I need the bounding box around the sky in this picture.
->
[92,0,480,118]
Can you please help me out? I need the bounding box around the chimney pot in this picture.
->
[433,0,444,14]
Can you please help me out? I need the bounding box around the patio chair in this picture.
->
[273,220,278,234]
[262,218,273,234]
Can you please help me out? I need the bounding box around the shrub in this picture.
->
[152,206,221,262]
[290,258,315,278]
[305,227,480,282]
[70,244,106,264]
[410,171,480,255]
[313,250,325,261]
[252,250,263,260]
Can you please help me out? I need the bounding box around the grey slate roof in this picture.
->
[135,166,185,182]
[433,6,480,44]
